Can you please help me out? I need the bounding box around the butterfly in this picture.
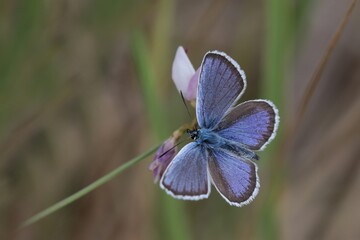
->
[160,51,279,206]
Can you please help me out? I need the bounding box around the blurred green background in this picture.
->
[1,0,359,239]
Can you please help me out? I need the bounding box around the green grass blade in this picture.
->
[131,29,191,240]
[260,0,293,239]
[131,30,165,137]
[21,144,160,227]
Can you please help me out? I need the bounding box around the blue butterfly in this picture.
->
[160,51,279,206]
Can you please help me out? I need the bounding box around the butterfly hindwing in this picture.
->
[196,51,246,129]
[215,99,279,151]
[208,148,259,207]
[160,142,210,200]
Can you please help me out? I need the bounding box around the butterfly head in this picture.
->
[186,128,226,149]
[186,129,199,141]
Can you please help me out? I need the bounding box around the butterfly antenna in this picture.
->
[180,91,192,120]
[158,138,188,159]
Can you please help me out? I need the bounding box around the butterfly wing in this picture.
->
[215,99,279,151]
[197,51,246,129]
[208,148,259,207]
[160,142,210,200]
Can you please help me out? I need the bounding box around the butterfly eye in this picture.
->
[187,129,199,140]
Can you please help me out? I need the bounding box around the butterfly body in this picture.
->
[188,128,258,161]
[160,51,279,207]
[192,128,225,147]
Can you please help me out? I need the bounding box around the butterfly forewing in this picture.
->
[160,142,210,200]
[196,51,246,129]
[208,148,259,207]
[215,100,279,151]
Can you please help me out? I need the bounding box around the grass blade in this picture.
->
[21,144,160,227]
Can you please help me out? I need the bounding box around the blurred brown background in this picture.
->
[0,0,359,239]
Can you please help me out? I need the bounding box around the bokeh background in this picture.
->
[1,0,359,239]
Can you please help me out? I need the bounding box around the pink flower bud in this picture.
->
[149,137,178,183]
[172,46,199,101]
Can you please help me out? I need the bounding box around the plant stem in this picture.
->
[21,144,160,227]
[293,0,357,133]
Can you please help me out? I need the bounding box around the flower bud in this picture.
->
[149,137,178,183]
[172,46,199,101]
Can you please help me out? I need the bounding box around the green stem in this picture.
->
[260,0,292,239]
[21,144,160,228]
